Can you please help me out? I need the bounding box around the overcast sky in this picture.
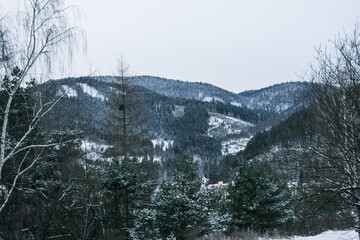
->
[3,1,360,92]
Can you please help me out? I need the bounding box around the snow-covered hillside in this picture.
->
[80,83,106,101]
[238,82,306,114]
[208,112,254,155]
[151,138,173,151]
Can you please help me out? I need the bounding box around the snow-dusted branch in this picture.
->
[0,0,85,213]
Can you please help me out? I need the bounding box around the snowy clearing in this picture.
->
[80,83,106,101]
[57,85,78,97]
[261,230,357,240]
[152,155,162,162]
[172,105,185,117]
[151,138,173,151]
[208,112,253,136]
[203,96,224,103]
[230,101,242,107]
[81,140,110,161]
[221,138,251,155]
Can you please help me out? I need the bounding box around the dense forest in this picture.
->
[1,1,360,240]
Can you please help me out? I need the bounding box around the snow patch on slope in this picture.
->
[221,138,251,155]
[80,83,105,101]
[152,155,162,162]
[151,138,173,151]
[208,112,253,136]
[81,140,110,161]
[208,112,254,155]
[172,105,185,117]
[203,96,224,103]
[230,101,242,107]
[58,85,78,97]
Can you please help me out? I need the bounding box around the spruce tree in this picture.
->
[228,162,292,233]
[154,155,227,240]
[102,158,140,238]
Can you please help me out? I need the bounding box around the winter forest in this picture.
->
[1,0,360,240]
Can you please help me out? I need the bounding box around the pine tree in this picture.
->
[154,155,226,240]
[130,208,160,240]
[228,162,292,233]
[102,158,140,238]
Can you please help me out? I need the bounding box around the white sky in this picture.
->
[2,1,360,92]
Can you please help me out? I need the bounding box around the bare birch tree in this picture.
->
[307,24,360,238]
[0,0,84,212]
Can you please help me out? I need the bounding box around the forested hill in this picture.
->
[96,75,308,117]
[237,82,308,115]
[241,107,315,160]
[34,75,309,181]
[36,77,272,161]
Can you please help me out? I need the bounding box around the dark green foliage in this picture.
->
[0,67,36,150]
[101,157,160,239]
[171,104,222,157]
[154,156,227,239]
[155,156,203,239]
[102,159,140,238]
[214,154,241,183]
[213,102,272,124]
[130,208,160,240]
[242,107,315,160]
[0,128,105,239]
[228,162,292,233]
[103,161,139,197]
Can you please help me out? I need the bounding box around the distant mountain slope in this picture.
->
[96,76,308,117]
[133,75,240,103]
[241,107,315,160]
[32,75,313,182]
[237,82,308,115]
[97,75,240,104]
[36,76,272,157]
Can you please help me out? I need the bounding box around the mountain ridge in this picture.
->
[93,75,308,116]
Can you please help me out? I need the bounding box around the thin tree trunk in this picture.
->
[125,188,130,240]
[357,205,360,240]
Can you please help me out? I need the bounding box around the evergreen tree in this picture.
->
[102,158,140,238]
[0,127,101,239]
[228,162,292,233]
[154,155,226,240]
[130,208,160,240]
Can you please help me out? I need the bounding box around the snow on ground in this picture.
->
[208,112,254,155]
[221,138,251,155]
[81,140,110,161]
[151,138,173,151]
[203,96,224,103]
[80,83,106,101]
[58,85,78,97]
[275,103,291,113]
[172,105,185,117]
[261,230,357,240]
[230,101,242,107]
[152,155,162,162]
[208,112,254,136]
